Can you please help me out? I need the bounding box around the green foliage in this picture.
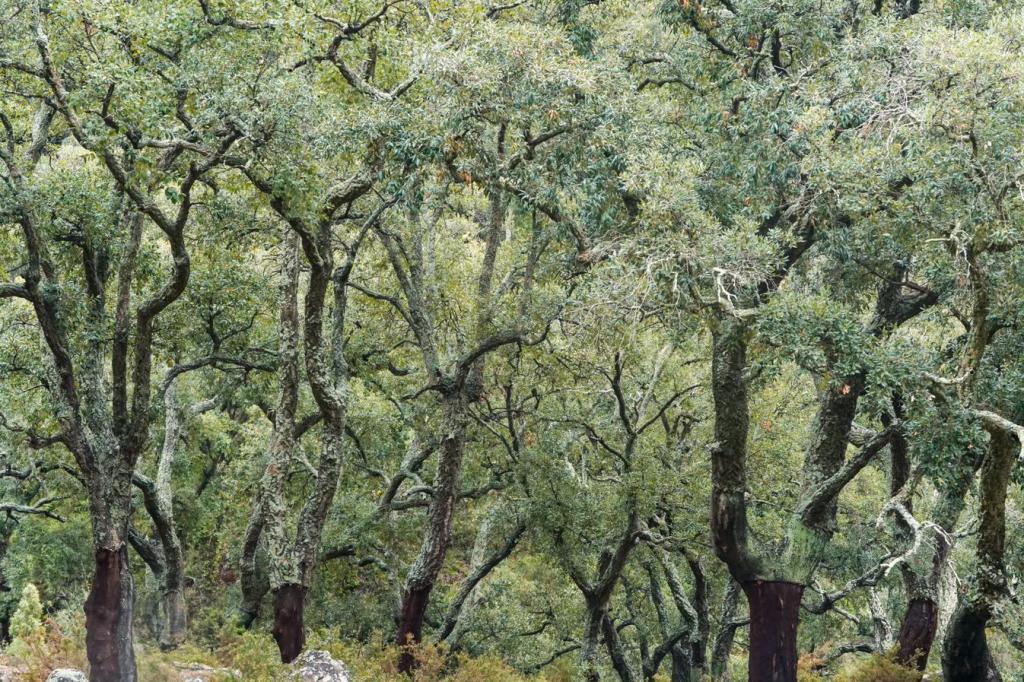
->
[833,653,923,682]
[0,0,1023,679]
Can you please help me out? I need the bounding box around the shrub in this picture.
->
[6,584,51,681]
[9,583,43,641]
[834,653,923,682]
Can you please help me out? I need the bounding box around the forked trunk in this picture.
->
[84,546,136,682]
[742,580,802,682]
[396,584,433,672]
[272,583,307,663]
[894,598,937,671]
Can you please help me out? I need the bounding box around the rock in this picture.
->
[45,671,88,682]
[291,650,351,682]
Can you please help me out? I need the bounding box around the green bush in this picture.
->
[834,653,923,682]
[9,583,43,642]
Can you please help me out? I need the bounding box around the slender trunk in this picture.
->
[84,545,136,682]
[395,393,469,671]
[438,515,525,645]
[272,583,307,664]
[668,648,693,682]
[682,553,708,677]
[643,556,695,682]
[159,587,187,651]
[238,510,266,629]
[0,525,14,643]
[742,580,802,682]
[244,230,302,655]
[710,580,741,681]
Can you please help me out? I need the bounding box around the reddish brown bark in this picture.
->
[272,583,307,663]
[396,585,433,673]
[894,598,937,671]
[743,580,803,682]
[84,546,136,682]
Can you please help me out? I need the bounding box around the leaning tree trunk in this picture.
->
[238,513,269,628]
[601,613,638,682]
[395,392,470,671]
[131,378,197,651]
[942,429,1014,682]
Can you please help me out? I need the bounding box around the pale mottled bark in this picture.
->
[255,230,302,589]
[241,174,375,661]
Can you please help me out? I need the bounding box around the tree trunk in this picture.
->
[601,613,637,682]
[396,585,433,671]
[942,429,1013,682]
[893,448,979,668]
[943,605,1002,682]
[84,545,136,682]
[160,587,187,651]
[395,393,469,672]
[578,603,605,682]
[238,509,266,628]
[438,514,525,645]
[710,580,741,681]
[742,580,802,682]
[894,598,937,671]
[272,583,307,664]
[669,647,694,682]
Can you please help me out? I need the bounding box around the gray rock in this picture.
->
[291,650,351,682]
[45,671,88,682]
